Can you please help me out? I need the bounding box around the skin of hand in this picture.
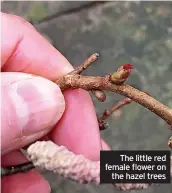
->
[1,13,111,193]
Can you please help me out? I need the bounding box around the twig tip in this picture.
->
[94,53,100,58]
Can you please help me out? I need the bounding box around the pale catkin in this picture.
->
[27,141,171,191]
[27,141,100,184]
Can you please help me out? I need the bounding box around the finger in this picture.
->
[49,89,102,161]
[1,12,73,79]
[101,139,112,150]
[1,72,65,155]
[1,150,50,193]
[1,12,102,159]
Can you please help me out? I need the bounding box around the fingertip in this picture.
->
[101,139,112,150]
[1,73,65,154]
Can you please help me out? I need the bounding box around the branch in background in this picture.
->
[98,97,132,130]
[30,1,107,25]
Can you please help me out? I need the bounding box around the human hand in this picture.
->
[1,13,110,193]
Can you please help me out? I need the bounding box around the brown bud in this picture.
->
[92,90,106,102]
[98,120,109,130]
[103,109,111,116]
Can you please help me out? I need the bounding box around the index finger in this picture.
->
[1,12,102,160]
[1,12,73,79]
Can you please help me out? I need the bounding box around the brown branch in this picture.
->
[98,97,132,130]
[56,74,172,127]
[69,53,99,75]
[99,97,132,121]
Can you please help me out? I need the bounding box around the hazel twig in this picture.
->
[55,54,172,128]
[98,97,132,130]
[1,162,34,177]
[69,53,99,75]
[69,53,107,102]
[99,97,132,121]
[56,74,172,127]
[55,54,171,126]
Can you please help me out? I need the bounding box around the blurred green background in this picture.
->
[2,1,172,193]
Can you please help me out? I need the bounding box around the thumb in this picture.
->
[1,72,65,155]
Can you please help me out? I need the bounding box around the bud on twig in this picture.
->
[110,64,133,85]
[92,90,106,102]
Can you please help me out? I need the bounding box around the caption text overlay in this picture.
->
[100,151,171,184]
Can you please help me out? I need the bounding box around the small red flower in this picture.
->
[110,63,134,85]
[122,64,133,71]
